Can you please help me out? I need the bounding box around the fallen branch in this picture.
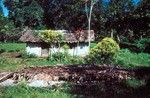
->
[0,72,14,83]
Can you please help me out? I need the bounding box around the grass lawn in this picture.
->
[0,84,78,98]
[0,57,25,71]
[0,42,26,52]
[115,49,150,68]
[0,42,150,71]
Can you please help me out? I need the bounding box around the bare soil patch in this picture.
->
[1,65,150,98]
[14,65,133,83]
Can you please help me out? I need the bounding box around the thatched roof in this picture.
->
[19,29,95,43]
[19,29,42,42]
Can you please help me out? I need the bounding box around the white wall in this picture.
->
[74,45,89,56]
[50,44,89,57]
[26,43,89,57]
[26,43,41,57]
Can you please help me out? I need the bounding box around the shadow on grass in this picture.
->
[64,65,150,98]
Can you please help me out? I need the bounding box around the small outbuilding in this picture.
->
[19,29,95,57]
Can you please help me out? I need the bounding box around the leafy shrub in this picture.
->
[69,56,85,64]
[39,30,64,43]
[50,52,67,62]
[86,37,120,64]
[135,38,150,52]
[62,44,70,55]
[21,52,37,59]
[97,37,120,55]
[62,44,70,51]
[48,52,85,64]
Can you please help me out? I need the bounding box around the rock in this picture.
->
[28,80,65,87]
[53,76,59,81]
[28,80,48,87]
[47,81,65,87]
[33,73,53,81]
[63,73,70,79]
[118,74,124,80]
[0,79,15,86]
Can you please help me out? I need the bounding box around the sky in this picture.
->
[0,0,8,16]
[0,0,141,17]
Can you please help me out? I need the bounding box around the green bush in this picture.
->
[62,44,70,50]
[62,44,70,56]
[21,52,37,59]
[96,37,120,55]
[135,38,150,52]
[86,37,120,64]
[49,52,67,62]
[48,52,85,64]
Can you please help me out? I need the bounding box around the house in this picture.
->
[19,29,95,57]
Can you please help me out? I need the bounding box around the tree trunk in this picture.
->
[111,29,114,38]
[88,4,94,51]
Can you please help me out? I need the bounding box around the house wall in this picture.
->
[26,43,89,57]
[74,45,89,56]
[50,43,89,56]
[26,43,42,57]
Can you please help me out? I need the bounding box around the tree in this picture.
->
[84,0,98,50]
[131,0,150,39]
[0,3,3,14]
[4,0,44,29]
[0,13,18,42]
[36,0,87,30]
[105,0,135,38]
[134,0,150,17]
[4,0,103,31]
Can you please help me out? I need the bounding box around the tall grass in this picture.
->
[26,58,57,67]
[115,49,150,68]
[0,84,77,98]
[0,57,26,71]
[0,42,25,52]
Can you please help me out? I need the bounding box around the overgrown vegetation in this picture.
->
[86,37,120,64]
[126,78,146,88]
[0,84,77,98]
[48,52,85,65]
[0,57,25,71]
[115,49,150,68]
[39,30,64,43]
[134,38,150,52]
[21,52,37,59]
